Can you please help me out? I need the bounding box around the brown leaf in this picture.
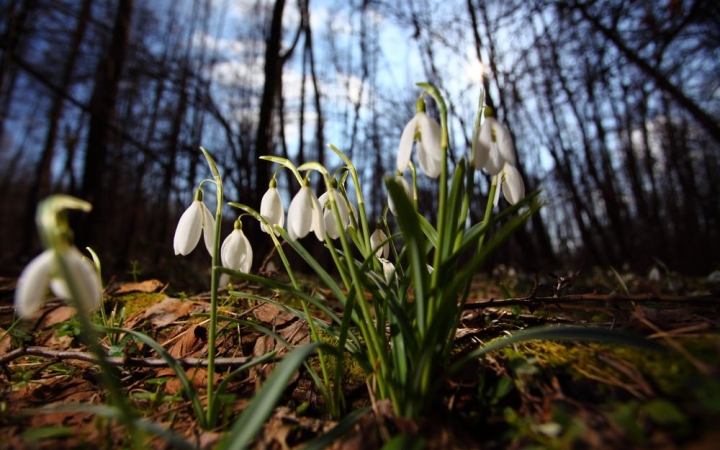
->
[167,324,207,359]
[251,321,309,385]
[123,297,209,329]
[162,367,218,394]
[107,279,165,295]
[253,302,295,326]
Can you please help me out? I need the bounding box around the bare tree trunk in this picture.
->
[21,0,92,255]
[78,0,134,248]
[255,0,286,206]
[0,0,36,144]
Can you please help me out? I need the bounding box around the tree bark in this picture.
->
[78,0,134,247]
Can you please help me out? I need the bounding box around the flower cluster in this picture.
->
[472,115,525,205]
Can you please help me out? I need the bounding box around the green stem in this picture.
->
[201,147,223,429]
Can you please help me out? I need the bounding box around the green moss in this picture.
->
[107,292,167,315]
[505,335,720,397]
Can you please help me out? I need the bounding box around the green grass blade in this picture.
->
[302,407,371,450]
[103,326,207,429]
[387,176,429,335]
[219,342,325,450]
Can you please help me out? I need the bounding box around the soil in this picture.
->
[1,270,718,449]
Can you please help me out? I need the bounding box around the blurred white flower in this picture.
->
[319,187,350,240]
[221,220,253,273]
[388,174,412,216]
[371,228,390,259]
[15,248,101,317]
[260,183,284,235]
[648,266,661,282]
[173,192,215,256]
[473,117,516,175]
[397,107,442,178]
[496,162,525,206]
[287,184,325,241]
[378,258,396,284]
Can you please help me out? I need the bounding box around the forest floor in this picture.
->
[0,267,719,449]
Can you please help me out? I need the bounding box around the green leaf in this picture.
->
[23,426,75,441]
[103,326,207,428]
[302,407,371,450]
[386,176,429,335]
[219,343,326,450]
[381,433,426,450]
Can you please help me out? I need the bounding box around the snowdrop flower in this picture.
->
[15,248,101,317]
[260,180,284,235]
[388,173,412,216]
[378,258,396,284]
[493,162,525,206]
[318,185,350,240]
[173,189,215,256]
[221,219,253,273]
[397,97,442,178]
[473,116,516,175]
[371,227,390,259]
[287,182,325,241]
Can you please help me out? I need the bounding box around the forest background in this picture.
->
[1,0,718,285]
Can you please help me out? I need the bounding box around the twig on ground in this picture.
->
[0,345,283,369]
[464,293,720,310]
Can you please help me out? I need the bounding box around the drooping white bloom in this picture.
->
[173,195,215,256]
[287,184,325,241]
[397,110,442,178]
[378,257,396,284]
[221,221,253,273]
[388,174,412,216]
[496,162,525,206]
[260,183,284,235]
[15,248,102,317]
[370,228,390,259]
[318,187,350,240]
[473,117,516,175]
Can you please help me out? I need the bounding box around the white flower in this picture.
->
[388,174,412,216]
[221,222,253,273]
[496,162,525,206]
[473,117,516,175]
[287,184,325,241]
[318,187,350,240]
[648,266,661,282]
[260,184,284,235]
[378,258,396,284]
[173,196,215,256]
[397,111,442,178]
[370,228,389,259]
[15,248,102,317]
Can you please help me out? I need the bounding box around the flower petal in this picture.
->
[378,257,395,284]
[260,187,284,234]
[397,115,418,173]
[173,201,203,255]
[221,229,253,273]
[201,202,216,256]
[310,189,326,241]
[501,163,525,205]
[472,125,489,170]
[416,113,442,178]
[371,229,389,259]
[287,186,313,240]
[15,250,54,317]
[58,248,102,313]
